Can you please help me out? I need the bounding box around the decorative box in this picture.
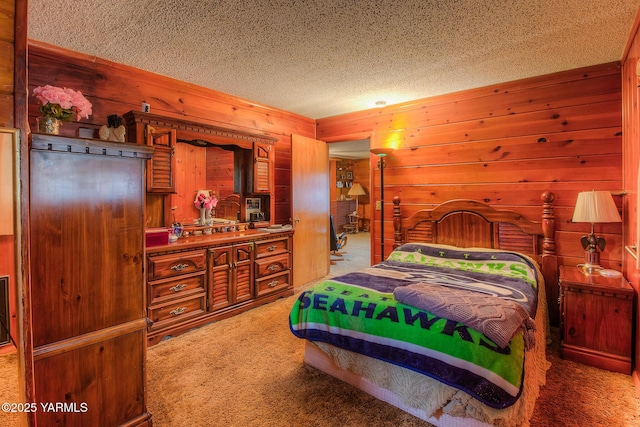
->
[145,228,170,247]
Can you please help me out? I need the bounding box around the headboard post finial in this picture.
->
[541,192,556,255]
[393,196,402,249]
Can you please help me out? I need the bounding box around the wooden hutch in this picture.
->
[124,112,294,346]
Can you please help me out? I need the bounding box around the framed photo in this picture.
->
[346,171,353,180]
[246,198,261,210]
[0,128,18,236]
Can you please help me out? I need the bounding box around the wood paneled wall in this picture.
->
[0,0,26,353]
[317,63,624,269]
[621,8,640,393]
[27,41,316,225]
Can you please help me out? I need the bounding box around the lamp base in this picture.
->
[577,249,603,275]
[577,263,603,275]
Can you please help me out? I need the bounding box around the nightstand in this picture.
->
[559,265,634,374]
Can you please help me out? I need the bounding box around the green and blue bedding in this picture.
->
[289,243,541,409]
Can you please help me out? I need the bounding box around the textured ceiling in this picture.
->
[28,0,639,120]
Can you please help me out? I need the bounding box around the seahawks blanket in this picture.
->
[289,243,540,408]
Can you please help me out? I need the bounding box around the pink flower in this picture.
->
[194,192,219,211]
[33,85,92,121]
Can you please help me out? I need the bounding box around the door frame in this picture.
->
[323,131,374,265]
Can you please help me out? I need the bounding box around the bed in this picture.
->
[289,193,557,427]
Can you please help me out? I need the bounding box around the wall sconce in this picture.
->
[571,190,622,274]
[370,147,394,259]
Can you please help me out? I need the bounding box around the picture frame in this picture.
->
[346,171,353,180]
[0,128,19,236]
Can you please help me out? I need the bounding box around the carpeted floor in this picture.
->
[142,293,640,427]
[2,236,639,426]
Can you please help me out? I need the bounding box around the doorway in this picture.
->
[327,139,371,274]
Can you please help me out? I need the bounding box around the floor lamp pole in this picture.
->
[379,158,385,259]
[370,147,394,261]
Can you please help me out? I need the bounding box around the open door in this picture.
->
[291,134,330,288]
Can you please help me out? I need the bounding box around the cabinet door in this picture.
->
[234,242,254,303]
[146,125,176,193]
[208,245,233,310]
[563,288,633,356]
[252,142,272,193]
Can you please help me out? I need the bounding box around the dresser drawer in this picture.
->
[148,272,205,305]
[254,253,289,278]
[255,271,290,298]
[148,250,206,280]
[148,293,206,331]
[255,237,289,258]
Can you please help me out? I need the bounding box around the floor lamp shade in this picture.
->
[347,182,366,214]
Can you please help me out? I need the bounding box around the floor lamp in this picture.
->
[370,147,394,260]
[347,182,366,228]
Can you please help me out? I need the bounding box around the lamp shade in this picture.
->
[370,147,395,157]
[571,191,621,224]
[348,183,366,197]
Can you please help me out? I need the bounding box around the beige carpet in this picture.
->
[144,293,640,427]
[1,295,639,426]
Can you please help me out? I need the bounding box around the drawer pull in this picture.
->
[170,263,189,271]
[170,307,187,316]
[268,264,279,271]
[268,280,279,288]
[169,284,187,292]
[267,245,277,252]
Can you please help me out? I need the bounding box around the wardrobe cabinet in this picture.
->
[27,134,153,426]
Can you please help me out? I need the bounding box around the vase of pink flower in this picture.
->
[32,85,93,135]
[194,190,218,225]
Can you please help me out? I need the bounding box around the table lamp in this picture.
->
[571,190,621,274]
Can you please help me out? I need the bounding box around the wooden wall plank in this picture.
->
[27,41,315,226]
[621,4,640,385]
[318,64,623,271]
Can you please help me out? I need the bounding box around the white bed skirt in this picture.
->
[301,275,551,427]
[304,340,492,427]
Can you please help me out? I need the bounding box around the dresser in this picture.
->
[27,134,153,426]
[145,230,293,345]
[559,265,634,374]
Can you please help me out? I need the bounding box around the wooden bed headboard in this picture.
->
[392,192,559,325]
